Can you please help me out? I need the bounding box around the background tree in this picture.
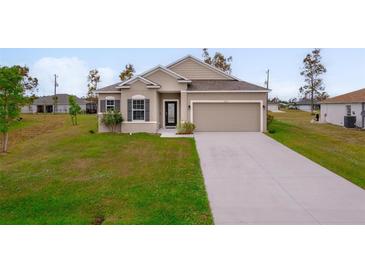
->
[119,64,135,81]
[87,69,100,100]
[202,48,233,74]
[68,95,81,125]
[269,96,280,103]
[299,48,327,113]
[0,65,38,153]
[316,91,330,101]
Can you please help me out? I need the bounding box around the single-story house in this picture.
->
[96,55,269,133]
[296,98,320,112]
[268,102,279,112]
[21,94,97,114]
[320,88,365,128]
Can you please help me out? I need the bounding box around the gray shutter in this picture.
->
[127,99,132,121]
[115,100,120,112]
[145,99,150,121]
[100,100,105,113]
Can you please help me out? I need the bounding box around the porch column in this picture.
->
[180,91,188,122]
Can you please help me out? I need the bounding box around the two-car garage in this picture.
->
[191,101,263,132]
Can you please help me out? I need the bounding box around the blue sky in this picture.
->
[1,48,365,100]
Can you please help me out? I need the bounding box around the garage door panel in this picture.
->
[193,103,260,132]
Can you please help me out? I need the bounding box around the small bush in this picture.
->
[101,111,123,133]
[177,121,196,134]
[268,128,276,134]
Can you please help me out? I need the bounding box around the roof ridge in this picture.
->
[166,55,241,81]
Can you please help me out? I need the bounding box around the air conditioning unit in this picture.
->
[344,116,356,128]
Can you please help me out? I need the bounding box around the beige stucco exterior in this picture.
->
[144,70,187,92]
[97,56,268,133]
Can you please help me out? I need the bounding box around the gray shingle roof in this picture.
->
[187,80,268,91]
[33,94,87,105]
[96,82,123,92]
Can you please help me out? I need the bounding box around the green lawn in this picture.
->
[0,114,213,224]
[268,110,365,188]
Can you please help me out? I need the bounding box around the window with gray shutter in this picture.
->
[145,99,150,121]
[127,99,132,121]
[100,100,105,113]
[115,100,120,112]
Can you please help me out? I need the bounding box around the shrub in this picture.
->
[68,95,81,125]
[101,110,123,133]
[267,114,274,127]
[268,128,276,134]
[177,121,196,134]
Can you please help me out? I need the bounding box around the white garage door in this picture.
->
[193,102,261,132]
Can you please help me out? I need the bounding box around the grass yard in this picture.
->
[0,114,213,224]
[268,110,365,188]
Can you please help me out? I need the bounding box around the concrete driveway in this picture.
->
[194,132,365,224]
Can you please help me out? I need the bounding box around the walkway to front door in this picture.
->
[195,132,365,224]
[164,101,177,128]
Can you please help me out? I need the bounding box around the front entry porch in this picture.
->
[159,92,183,130]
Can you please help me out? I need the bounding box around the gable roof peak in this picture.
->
[166,54,240,81]
[117,75,160,88]
[141,64,190,81]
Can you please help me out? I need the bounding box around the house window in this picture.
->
[106,100,115,111]
[132,99,145,121]
[346,105,351,116]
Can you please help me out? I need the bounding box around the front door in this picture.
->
[165,101,177,127]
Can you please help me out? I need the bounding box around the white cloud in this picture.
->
[31,57,116,97]
[97,67,117,87]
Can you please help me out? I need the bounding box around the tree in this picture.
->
[119,64,135,81]
[0,65,38,153]
[87,69,100,99]
[101,110,123,133]
[269,96,280,103]
[316,91,330,101]
[288,97,298,104]
[68,95,81,125]
[202,48,233,74]
[299,48,327,113]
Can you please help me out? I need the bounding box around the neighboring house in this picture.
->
[21,94,97,114]
[268,102,279,112]
[320,88,365,128]
[296,98,320,112]
[96,55,269,133]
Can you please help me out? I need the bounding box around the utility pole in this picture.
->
[53,74,58,114]
[265,69,270,89]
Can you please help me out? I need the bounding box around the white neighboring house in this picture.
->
[268,102,279,112]
[21,94,92,114]
[296,98,320,112]
[320,88,365,128]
